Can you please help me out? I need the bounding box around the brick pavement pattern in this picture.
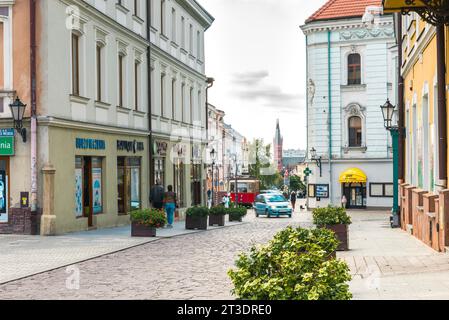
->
[0,210,311,300]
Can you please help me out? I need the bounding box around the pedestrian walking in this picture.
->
[150,180,164,210]
[341,195,347,209]
[163,185,177,228]
[290,191,297,211]
[222,194,230,208]
[207,189,212,209]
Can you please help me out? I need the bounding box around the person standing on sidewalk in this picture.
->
[341,195,347,209]
[150,180,164,210]
[163,185,177,228]
[290,191,297,211]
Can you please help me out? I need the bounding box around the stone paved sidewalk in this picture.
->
[339,211,449,299]
[0,219,244,285]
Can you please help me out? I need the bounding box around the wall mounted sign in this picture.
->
[174,143,187,158]
[154,141,168,156]
[75,168,83,217]
[75,138,106,150]
[0,128,14,156]
[315,184,329,198]
[192,144,202,161]
[117,140,144,153]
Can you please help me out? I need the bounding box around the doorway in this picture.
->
[342,183,366,209]
[0,157,9,223]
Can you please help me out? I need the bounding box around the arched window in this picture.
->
[348,53,361,85]
[348,116,362,147]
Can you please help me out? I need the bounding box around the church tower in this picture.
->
[273,119,283,172]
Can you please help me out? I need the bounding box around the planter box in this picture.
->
[186,215,208,230]
[131,222,157,237]
[229,215,243,222]
[323,224,349,251]
[209,214,225,226]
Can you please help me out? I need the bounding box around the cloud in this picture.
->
[229,71,305,113]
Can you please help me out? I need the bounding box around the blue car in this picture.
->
[254,194,292,218]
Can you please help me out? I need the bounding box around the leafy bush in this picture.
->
[226,207,247,219]
[130,209,167,228]
[186,206,210,217]
[312,206,352,227]
[210,205,226,216]
[228,226,352,300]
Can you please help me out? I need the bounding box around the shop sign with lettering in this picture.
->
[76,138,106,150]
[117,140,144,153]
[0,128,14,156]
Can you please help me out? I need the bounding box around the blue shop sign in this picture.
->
[76,138,106,150]
[0,129,14,137]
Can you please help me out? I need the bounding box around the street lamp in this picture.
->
[310,147,322,177]
[380,99,404,228]
[210,148,216,206]
[8,97,27,143]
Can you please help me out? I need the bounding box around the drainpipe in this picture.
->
[147,3,153,188]
[397,13,405,181]
[30,0,38,213]
[436,24,447,188]
[327,28,333,204]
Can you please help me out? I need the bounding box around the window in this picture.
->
[189,87,193,123]
[196,30,201,59]
[181,83,185,122]
[348,53,361,85]
[171,8,176,42]
[118,54,125,107]
[174,161,185,207]
[189,24,193,53]
[117,157,142,214]
[348,116,362,147]
[160,73,165,117]
[134,61,140,110]
[72,33,80,95]
[191,162,202,206]
[154,158,165,186]
[134,0,139,17]
[160,0,166,35]
[96,45,102,101]
[370,183,394,197]
[181,16,185,48]
[171,78,176,119]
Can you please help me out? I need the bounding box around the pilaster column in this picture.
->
[40,164,56,236]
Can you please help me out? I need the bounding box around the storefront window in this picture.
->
[174,161,185,208]
[153,158,165,186]
[191,163,202,206]
[117,157,141,214]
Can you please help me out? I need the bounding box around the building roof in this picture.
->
[306,0,381,23]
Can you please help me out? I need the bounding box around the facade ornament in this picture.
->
[308,79,316,106]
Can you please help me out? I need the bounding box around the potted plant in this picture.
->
[209,205,226,226]
[130,209,167,237]
[228,206,247,222]
[312,206,352,251]
[186,206,209,230]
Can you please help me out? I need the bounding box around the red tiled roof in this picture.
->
[306,0,382,23]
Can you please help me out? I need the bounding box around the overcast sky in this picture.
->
[203,0,328,150]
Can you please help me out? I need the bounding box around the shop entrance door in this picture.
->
[342,183,366,209]
[82,157,93,227]
[0,157,9,223]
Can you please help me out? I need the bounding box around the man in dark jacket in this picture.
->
[150,180,164,210]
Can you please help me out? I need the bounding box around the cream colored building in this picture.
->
[149,0,214,213]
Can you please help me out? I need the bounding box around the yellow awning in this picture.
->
[383,0,426,13]
[339,168,367,183]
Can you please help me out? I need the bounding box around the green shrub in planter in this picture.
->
[186,206,210,217]
[227,206,247,221]
[312,206,352,227]
[130,209,167,228]
[228,226,352,300]
[209,205,226,216]
[209,205,226,226]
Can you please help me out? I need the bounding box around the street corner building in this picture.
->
[0,0,154,235]
[381,0,449,252]
[149,0,214,218]
[300,0,397,210]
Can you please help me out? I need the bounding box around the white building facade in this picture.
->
[149,0,214,211]
[301,7,397,209]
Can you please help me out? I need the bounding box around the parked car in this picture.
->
[253,194,292,218]
[259,189,282,195]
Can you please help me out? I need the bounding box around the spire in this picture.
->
[275,119,282,144]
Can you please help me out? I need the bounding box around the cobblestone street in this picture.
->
[1,208,449,300]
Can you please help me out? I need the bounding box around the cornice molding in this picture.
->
[175,0,214,30]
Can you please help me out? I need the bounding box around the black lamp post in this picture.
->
[380,99,404,228]
[310,147,322,177]
[9,97,27,143]
[210,148,216,206]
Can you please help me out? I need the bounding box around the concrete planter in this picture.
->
[323,224,349,251]
[186,215,208,230]
[229,214,243,222]
[131,222,157,237]
[209,214,225,226]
